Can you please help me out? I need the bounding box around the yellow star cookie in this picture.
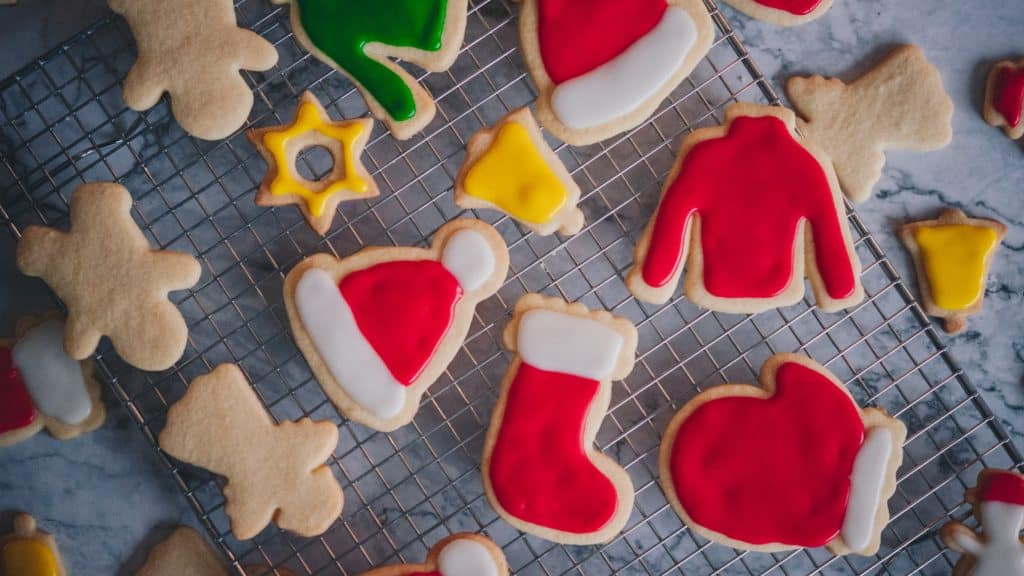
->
[899,208,1006,334]
[0,514,67,576]
[247,91,379,236]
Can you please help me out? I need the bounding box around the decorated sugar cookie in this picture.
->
[941,469,1024,576]
[482,294,637,544]
[0,513,66,576]
[455,108,584,236]
[519,0,714,145]
[723,0,833,26]
[984,59,1024,140]
[274,0,468,140]
[899,209,1006,334]
[284,219,509,432]
[247,91,378,236]
[16,182,202,371]
[660,353,907,555]
[0,314,106,447]
[626,103,863,313]
[360,534,507,576]
[159,364,343,540]
[135,526,296,576]
[787,45,953,203]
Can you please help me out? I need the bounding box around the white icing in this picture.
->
[11,319,91,425]
[295,268,405,419]
[441,229,495,292]
[964,501,1024,576]
[550,7,698,130]
[517,309,624,380]
[840,427,893,552]
[438,538,499,576]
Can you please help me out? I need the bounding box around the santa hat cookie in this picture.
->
[0,513,67,576]
[360,534,507,576]
[941,469,1024,576]
[284,219,509,432]
[722,0,833,26]
[660,353,907,555]
[519,0,713,146]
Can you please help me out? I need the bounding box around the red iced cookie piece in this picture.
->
[0,347,36,434]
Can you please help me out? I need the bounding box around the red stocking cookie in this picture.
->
[660,353,906,555]
[284,219,509,432]
[984,59,1024,141]
[627,103,862,313]
[360,534,506,576]
[482,294,638,544]
[941,469,1024,576]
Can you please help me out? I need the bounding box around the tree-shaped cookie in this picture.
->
[983,58,1024,141]
[158,364,343,540]
[16,183,202,371]
[135,526,295,576]
[787,45,954,203]
[110,0,278,140]
[722,0,833,26]
[360,534,507,576]
[941,469,1024,576]
[0,514,67,576]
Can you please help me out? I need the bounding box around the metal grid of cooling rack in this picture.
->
[0,0,1021,574]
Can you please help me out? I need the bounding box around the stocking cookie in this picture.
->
[899,209,1005,334]
[159,364,343,540]
[275,0,468,140]
[983,59,1024,140]
[247,91,378,236]
[284,219,508,432]
[482,294,637,544]
[16,183,202,371]
[787,45,954,203]
[135,526,295,576]
[360,534,507,576]
[722,0,832,26]
[941,469,1024,576]
[627,103,863,313]
[660,353,906,555]
[0,514,66,576]
[455,107,584,236]
[110,0,278,140]
[519,0,713,145]
[0,315,106,447]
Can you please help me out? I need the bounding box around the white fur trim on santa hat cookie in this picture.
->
[840,427,894,552]
[437,538,500,576]
[442,229,496,292]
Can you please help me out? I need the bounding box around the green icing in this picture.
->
[296,0,448,122]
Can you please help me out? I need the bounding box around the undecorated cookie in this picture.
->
[16,183,202,371]
[135,526,295,576]
[723,0,833,26]
[940,469,1024,576]
[159,364,343,540]
[787,45,954,203]
[626,103,863,313]
[360,534,507,576]
[0,513,67,576]
[110,0,278,140]
[660,353,906,555]
[983,59,1024,140]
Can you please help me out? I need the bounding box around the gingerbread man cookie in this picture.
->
[660,353,907,555]
[0,514,67,576]
[110,0,278,140]
[360,534,507,576]
[247,91,379,236]
[723,0,833,26]
[941,469,1024,576]
[135,526,295,576]
[455,107,584,236]
[159,364,343,540]
[983,59,1024,140]
[482,294,637,544]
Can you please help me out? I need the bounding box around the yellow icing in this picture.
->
[464,122,567,224]
[262,101,369,218]
[2,539,58,576]
[914,224,999,311]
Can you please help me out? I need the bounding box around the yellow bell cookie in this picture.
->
[0,514,65,576]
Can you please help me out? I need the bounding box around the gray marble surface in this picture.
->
[0,1,1021,575]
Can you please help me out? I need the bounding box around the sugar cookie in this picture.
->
[983,59,1024,141]
[0,513,67,576]
[940,469,1024,576]
[135,526,295,576]
[723,0,833,26]
[360,534,507,576]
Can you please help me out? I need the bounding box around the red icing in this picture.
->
[994,66,1024,129]
[0,347,36,434]
[339,260,462,386]
[979,470,1024,506]
[641,114,856,300]
[747,0,823,16]
[488,362,619,534]
[667,361,866,547]
[410,573,441,576]
[537,0,667,84]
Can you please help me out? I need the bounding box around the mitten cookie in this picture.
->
[135,526,295,576]
[247,91,379,236]
[482,294,637,544]
[275,0,468,140]
[0,514,67,576]
[983,59,1024,140]
[110,0,278,140]
[626,103,863,313]
[519,0,713,145]
[722,0,832,26]
[899,209,1005,334]
[787,45,954,203]
[361,534,507,576]
[660,353,906,555]
[455,107,584,236]
[0,314,105,447]
[16,183,202,372]
[159,364,343,540]
[941,469,1024,576]
[284,219,508,432]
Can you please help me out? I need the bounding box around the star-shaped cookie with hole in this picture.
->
[247,91,379,236]
[16,182,202,371]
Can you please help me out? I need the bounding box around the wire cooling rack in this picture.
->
[1,0,1021,574]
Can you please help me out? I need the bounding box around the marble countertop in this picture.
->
[0,0,1021,574]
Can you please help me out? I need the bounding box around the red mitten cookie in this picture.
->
[941,469,1024,576]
